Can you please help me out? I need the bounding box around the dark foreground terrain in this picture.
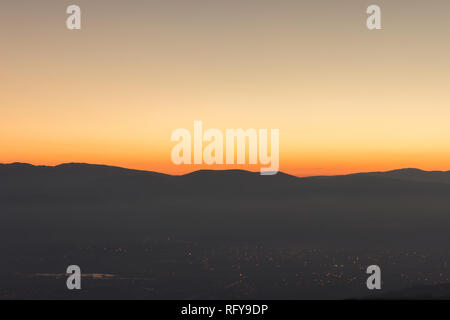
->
[1,163,450,299]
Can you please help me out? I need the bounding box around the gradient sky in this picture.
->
[1,0,450,176]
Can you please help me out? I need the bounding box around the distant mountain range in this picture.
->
[2,162,450,179]
[2,162,450,184]
[2,163,450,299]
[1,162,450,248]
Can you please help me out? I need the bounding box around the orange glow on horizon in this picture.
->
[2,153,449,178]
[1,1,450,176]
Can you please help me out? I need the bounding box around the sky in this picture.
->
[1,0,450,176]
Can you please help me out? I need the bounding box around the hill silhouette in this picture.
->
[1,163,450,299]
[1,162,450,248]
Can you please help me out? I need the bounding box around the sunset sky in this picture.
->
[1,0,450,177]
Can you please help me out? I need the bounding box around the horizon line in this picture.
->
[2,161,450,179]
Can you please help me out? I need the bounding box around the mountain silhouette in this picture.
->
[1,162,450,248]
[2,163,450,299]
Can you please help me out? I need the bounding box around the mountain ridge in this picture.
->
[1,161,450,251]
[1,162,449,181]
